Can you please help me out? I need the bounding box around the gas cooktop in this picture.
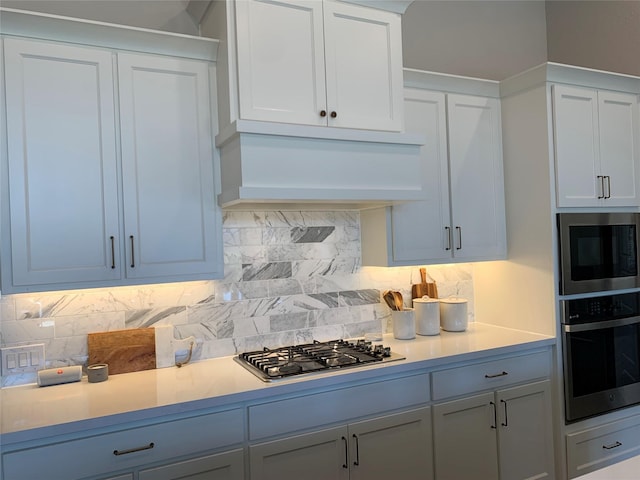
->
[235,338,405,382]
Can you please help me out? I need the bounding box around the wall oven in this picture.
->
[557,213,640,295]
[562,291,640,423]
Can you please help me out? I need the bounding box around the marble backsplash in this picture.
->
[0,210,474,386]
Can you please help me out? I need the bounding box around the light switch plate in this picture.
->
[1,344,45,375]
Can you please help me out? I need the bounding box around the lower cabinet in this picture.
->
[2,409,244,480]
[249,407,433,480]
[432,380,554,480]
[139,449,244,480]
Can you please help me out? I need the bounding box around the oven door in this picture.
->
[558,213,640,295]
[563,316,640,423]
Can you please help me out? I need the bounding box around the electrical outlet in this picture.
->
[1,344,45,375]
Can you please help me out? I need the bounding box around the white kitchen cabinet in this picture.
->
[553,84,640,207]
[249,407,433,480]
[1,28,223,292]
[3,38,122,287]
[361,81,506,266]
[431,350,555,480]
[117,52,221,281]
[2,409,244,480]
[233,0,403,131]
[138,449,244,480]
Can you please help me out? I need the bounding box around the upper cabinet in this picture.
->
[235,0,403,131]
[361,71,507,266]
[553,85,640,207]
[201,0,424,208]
[1,10,223,293]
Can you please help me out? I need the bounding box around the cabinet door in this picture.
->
[598,90,640,207]
[3,38,121,289]
[348,407,433,480]
[447,94,506,261]
[323,1,403,131]
[234,0,327,126]
[432,392,499,480]
[139,449,244,480]
[249,426,350,480]
[389,89,451,264]
[496,380,555,480]
[553,85,601,207]
[118,52,222,280]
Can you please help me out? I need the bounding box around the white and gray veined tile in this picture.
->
[263,227,291,245]
[293,258,360,277]
[243,262,292,281]
[339,289,380,307]
[55,312,125,337]
[268,278,307,297]
[223,211,265,228]
[267,243,340,262]
[1,318,55,344]
[291,226,336,243]
[124,306,187,328]
[315,274,361,293]
[216,280,270,302]
[270,311,312,333]
[223,227,263,247]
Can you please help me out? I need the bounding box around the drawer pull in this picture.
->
[602,441,622,450]
[113,442,155,456]
[501,399,508,427]
[485,371,508,379]
[352,434,360,466]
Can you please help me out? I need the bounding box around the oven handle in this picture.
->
[563,315,640,333]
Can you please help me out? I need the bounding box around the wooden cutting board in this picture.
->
[88,328,156,375]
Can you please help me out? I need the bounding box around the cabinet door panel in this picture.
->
[553,85,600,207]
[323,1,402,131]
[249,426,350,480]
[3,38,121,287]
[390,89,451,263]
[139,449,244,480]
[497,381,554,480]
[447,94,506,260]
[598,90,640,206]
[118,52,221,279]
[433,392,499,480]
[349,407,433,480]
[235,0,327,126]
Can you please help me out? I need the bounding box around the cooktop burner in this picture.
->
[235,339,405,382]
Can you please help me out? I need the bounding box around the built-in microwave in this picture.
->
[558,213,640,295]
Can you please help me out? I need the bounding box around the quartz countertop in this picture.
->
[576,455,640,479]
[1,322,555,446]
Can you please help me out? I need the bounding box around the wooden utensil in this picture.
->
[392,291,404,311]
[412,268,430,299]
[88,327,156,375]
[383,290,398,310]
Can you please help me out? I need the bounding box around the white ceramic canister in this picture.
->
[392,308,416,340]
[439,298,468,332]
[413,297,440,336]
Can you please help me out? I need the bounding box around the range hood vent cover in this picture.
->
[216,120,426,210]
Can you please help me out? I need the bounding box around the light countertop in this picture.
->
[1,322,555,446]
[576,454,640,479]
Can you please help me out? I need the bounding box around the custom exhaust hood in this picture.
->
[215,120,426,210]
[201,0,424,210]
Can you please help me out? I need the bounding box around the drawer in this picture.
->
[2,408,244,480]
[248,373,430,441]
[431,350,550,400]
[567,414,640,479]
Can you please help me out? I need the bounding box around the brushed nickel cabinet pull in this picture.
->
[352,434,360,466]
[501,399,508,427]
[341,436,348,468]
[110,236,115,269]
[597,175,605,199]
[456,226,462,250]
[490,401,497,429]
[129,235,135,268]
[485,371,508,378]
[113,442,154,456]
[320,110,327,117]
[602,441,622,450]
[605,175,611,199]
[445,226,452,251]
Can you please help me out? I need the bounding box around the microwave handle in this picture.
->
[564,315,640,332]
